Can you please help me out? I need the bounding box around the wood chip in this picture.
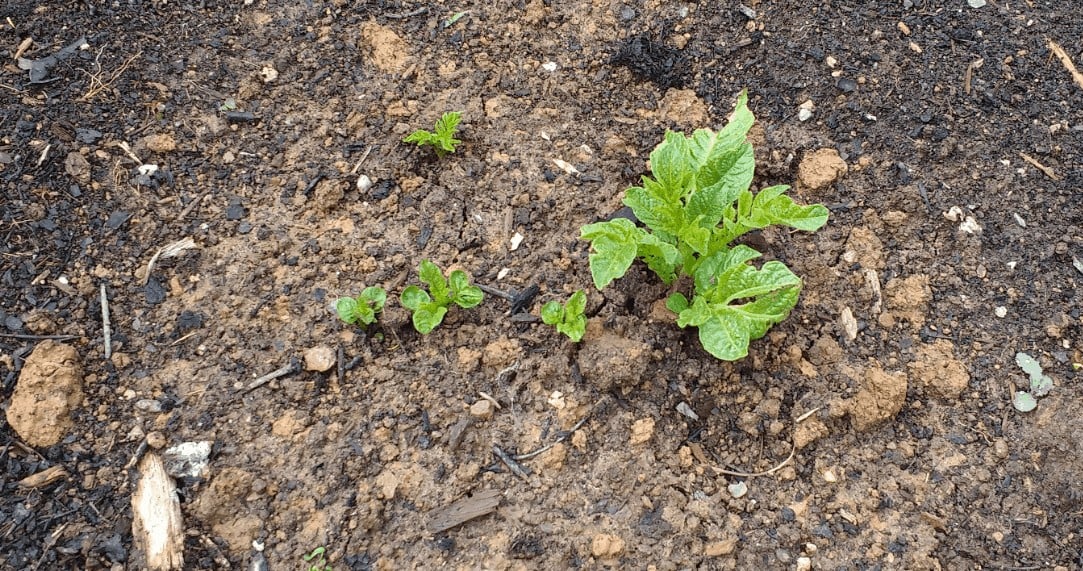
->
[426,489,501,533]
[132,453,184,570]
[1047,38,1083,89]
[18,465,67,488]
[1019,152,1061,181]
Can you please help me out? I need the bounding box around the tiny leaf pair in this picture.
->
[403,111,463,156]
[541,290,587,342]
[580,91,828,360]
[401,260,484,334]
[334,287,387,326]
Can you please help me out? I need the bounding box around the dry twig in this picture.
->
[79,49,141,102]
[1047,38,1083,89]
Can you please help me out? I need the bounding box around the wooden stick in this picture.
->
[100,283,112,359]
[1047,38,1083,89]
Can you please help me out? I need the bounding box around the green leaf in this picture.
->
[692,244,762,294]
[453,285,484,309]
[360,286,387,312]
[707,260,800,305]
[677,282,801,360]
[558,315,586,342]
[665,292,689,314]
[335,297,358,324]
[581,218,640,289]
[687,143,754,227]
[435,111,462,138]
[565,290,587,316]
[635,231,682,284]
[748,185,830,231]
[1012,391,1037,412]
[648,131,693,200]
[418,260,449,304]
[1015,352,1054,397]
[400,286,430,311]
[624,178,684,235]
[412,304,448,334]
[540,300,563,325]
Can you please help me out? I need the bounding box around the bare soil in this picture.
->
[2,1,1082,569]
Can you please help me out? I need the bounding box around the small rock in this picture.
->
[590,533,624,558]
[798,107,813,122]
[304,345,336,372]
[135,399,163,413]
[469,399,493,420]
[630,417,655,445]
[146,431,167,449]
[994,306,1007,318]
[728,481,748,498]
[356,174,373,193]
[797,556,812,571]
[704,538,737,556]
[897,21,911,36]
[836,78,857,93]
[967,0,986,7]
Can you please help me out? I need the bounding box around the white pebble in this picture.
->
[510,232,524,251]
[994,306,1007,318]
[542,61,558,72]
[728,481,748,498]
[356,174,373,192]
[798,108,813,122]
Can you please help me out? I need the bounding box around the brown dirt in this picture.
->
[2,1,1082,570]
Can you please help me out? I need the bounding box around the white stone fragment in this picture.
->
[356,174,373,192]
[728,481,748,498]
[995,306,1007,318]
[542,61,558,72]
[510,232,524,251]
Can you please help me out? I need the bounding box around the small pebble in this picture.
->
[994,306,1007,318]
[836,78,857,93]
[135,399,163,413]
[146,431,167,449]
[968,0,986,7]
[469,399,493,419]
[356,174,373,192]
[304,345,336,372]
[798,108,813,122]
[796,556,812,571]
[728,481,748,498]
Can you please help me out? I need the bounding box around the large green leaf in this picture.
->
[676,278,801,361]
[625,177,685,235]
[748,185,830,231]
[686,143,754,228]
[648,131,692,199]
[581,218,640,289]
[706,260,801,305]
[692,244,762,293]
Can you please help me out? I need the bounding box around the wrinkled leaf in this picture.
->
[360,286,387,311]
[418,260,449,304]
[411,304,448,335]
[540,300,563,325]
[665,292,689,314]
[400,285,430,311]
[1015,352,1054,396]
[335,297,358,324]
[581,218,640,289]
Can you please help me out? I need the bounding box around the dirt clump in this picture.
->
[797,148,847,191]
[360,21,410,74]
[885,274,932,329]
[577,322,652,391]
[6,341,83,447]
[847,365,908,431]
[908,340,970,400]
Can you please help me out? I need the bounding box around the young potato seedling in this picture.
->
[303,546,331,571]
[581,91,829,360]
[541,290,587,342]
[403,111,463,156]
[334,286,387,327]
[401,259,484,334]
